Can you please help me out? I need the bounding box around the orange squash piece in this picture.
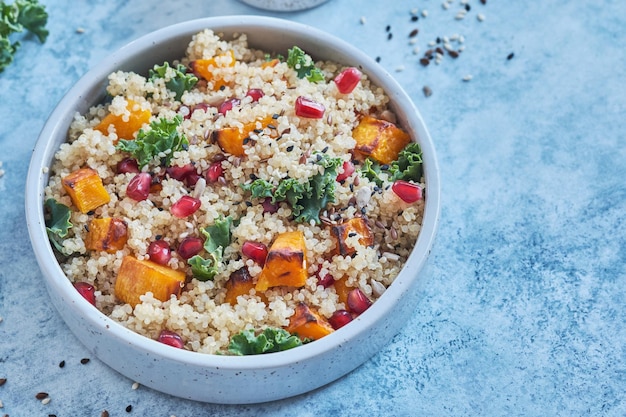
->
[255,231,307,292]
[62,167,111,213]
[191,50,236,90]
[114,256,186,307]
[214,115,277,157]
[224,267,268,305]
[94,99,151,141]
[85,217,128,253]
[286,302,334,341]
[333,276,352,305]
[352,115,411,164]
[331,217,374,256]
[260,58,279,69]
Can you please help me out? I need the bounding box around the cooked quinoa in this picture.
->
[44,29,425,354]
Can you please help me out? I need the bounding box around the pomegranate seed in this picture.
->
[334,67,362,94]
[126,173,152,201]
[336,160,355,182]
[295,96,325,119]
[347,288,372,314]
[148,240,171,265]
[185,172,201,187]
[205,162,223,183]
[328,310,353,329]
[391,180,423,203]
[317,271,334,288]
[177,236,204,259]
[74,282,96,306]
[170,195,201,218]
[116,157,140,174]
[166,164,196,182]
[157,330,184,349]
[190,103,210,118]
[261,197,278,214]
[218,98,241,115]
[246,88,264,102]
[241,241,268,266]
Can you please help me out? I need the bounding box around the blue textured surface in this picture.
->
[1,0,625,415]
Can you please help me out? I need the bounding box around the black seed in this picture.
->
[250,173,258,180]
[253,129,263,134]
[243,137,251,145]
[36,392,49,400]
[245,201,252,207]
[87,210,95,216]
[125,405,133,412]
[59,360,65,368]
[219,85,225,91]
[102,411,110,417]
[80,358,90,364]
[84,225,89,232]
[507,52,515,60]
[286,145,294,152]
[321,146,329,153]
[465,4,470,11]
[375,56,381,63]
[387,33,393,40]
[419,57,430,67]
[436,37,441,44]
[380,164,389,171]
[348,232,357,237]
[267,124,276,129]
[155,235,162,240]
[0,378,6,386]
[409,28,419,38]
[411,15,419,22]
[423,85,433,97]
[385,25,391,32]
[272,113,280,119]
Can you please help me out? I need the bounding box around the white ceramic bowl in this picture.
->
[25,16,440,404]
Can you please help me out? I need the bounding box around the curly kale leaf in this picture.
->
[240,179,274,199]
[228,327,302,355]
[188,215,233,281]
[389,142,423,182]
[44,198,72,254]
[286,46,324,83]
[116,115,187,168]
[149,62,198,101]
[359,158,385,187]
[0,0,48,72]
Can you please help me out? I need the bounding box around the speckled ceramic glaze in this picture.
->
[25,16,439,404]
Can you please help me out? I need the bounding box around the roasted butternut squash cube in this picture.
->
[333,276,351,306]
[352,115,411,164]
[85,217,128,253]
[331,217,374,256]
[62,168,111,213]
[94,99,151,141]
[191,50,236,90]
[260,58,279,69]
[114,256,186,307]
[214,115,276,157]
[286,302,334,341]
[255,230,307,292]
[224,267,267,305]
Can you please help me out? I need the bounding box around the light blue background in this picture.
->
[1,0,624,415]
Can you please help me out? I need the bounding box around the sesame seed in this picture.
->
[395,65,405,72]
[423,85,433,98]
[132,382,140,390]
[360,16,366,24]
[421,9,428,17]
[76,27,85,34]
[42,397,51,405]
[462,74,473,81]
[477,13,485,21]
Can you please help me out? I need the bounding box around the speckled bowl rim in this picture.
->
[25,15,440,394]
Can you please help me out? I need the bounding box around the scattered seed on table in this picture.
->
[41,397,51,405]
[359,16,366,24]
[423,86,433,97]
[80,358,90,364]
[0,378,6,386]
[462,74,473,81]
[132,382,140,390]
[101,410,110,417]
[59,360,65,368]
[409,28,418,38]
[410,15,419,22]
[507,52,515,60]
[0,399,3,408]
[477,13,485,21]
[35,392,49,400]
[126,404,133,412]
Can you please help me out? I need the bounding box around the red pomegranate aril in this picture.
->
[391,180,423,203]
[218,98,241,115]
[126,172,152,201]
[74,282,96,306]
[334,67,362,94]
[246,88,264,102]
[116,157,140,174]
[205,162,224,183]
[185,172,201,187]
[295,96,325,119]
[166,163,196,182]
[171,195,201,218]
[177,236,204,260]
[157,330,184,349]
[241,241,268,266]
[347,288,372,314]
[148,240,171,265]
[336,160,355,182]
[328,310,353,329]
[317,272,334,288]
[261,197,278,214]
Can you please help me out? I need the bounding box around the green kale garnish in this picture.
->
[286,46,324,83]
[389,142,423,182]
[44,198,72,254]
[188,215,233,281]
[0,0,48,73]
[149,62,198,101]
[228,327,302,355]
[359,158,385,187]
[241,153,342,224]
[116,115,187,168]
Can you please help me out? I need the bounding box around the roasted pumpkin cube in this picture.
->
[214,115,276,157]
[191,50,236,90]
[255,230,307,292]
[331,217,374,256]
[260,58,279,69]
[62,167,111,213]
[94,99,151,141]
[333,276,352,306]
[85,217,128,253]
[114,256,186,307]
[224,267,268,305]
[286,302,334,341]
[352,115,411,164]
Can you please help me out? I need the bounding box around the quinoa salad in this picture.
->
[43,29,425,355]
